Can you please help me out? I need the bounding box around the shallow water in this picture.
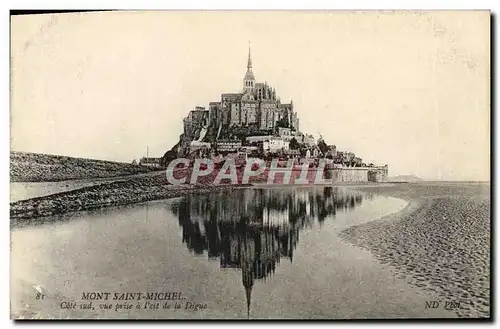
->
[10,181,103,203]
[10,171,162,202]
[10,186,454,319]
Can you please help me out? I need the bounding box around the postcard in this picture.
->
[10,10,490,320]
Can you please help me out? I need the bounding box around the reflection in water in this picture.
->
[169,187,367,317]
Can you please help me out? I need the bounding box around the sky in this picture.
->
[10,11,490,181]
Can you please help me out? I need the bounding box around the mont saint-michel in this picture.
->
[158,47,388,183]
[176,47,300,157]
[10,11,490,321]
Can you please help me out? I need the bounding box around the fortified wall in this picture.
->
[327,165,388,183]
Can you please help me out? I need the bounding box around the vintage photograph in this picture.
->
[9,10,490,319]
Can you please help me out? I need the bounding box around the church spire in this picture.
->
[247,43,252,71]
[245,283,252,318]
[243,43,255,92]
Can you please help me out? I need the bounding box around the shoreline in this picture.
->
[10,175,251,225]
[10,178,487,222]
[339,182,490,318]
[10,179,400,224]
[10,165,394,222]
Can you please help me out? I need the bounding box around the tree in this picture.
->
[289,137,300,150]
[275,117,290,129]
[317,138,329,155]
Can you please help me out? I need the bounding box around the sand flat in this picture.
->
[341,182,490,318]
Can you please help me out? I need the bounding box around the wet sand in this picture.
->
[340,182,490,318]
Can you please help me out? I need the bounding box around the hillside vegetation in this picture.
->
[10,151,163,182]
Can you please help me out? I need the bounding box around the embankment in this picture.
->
[10,151,163,182]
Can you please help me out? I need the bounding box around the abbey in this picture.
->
[180,48,300,151]
[206,47,299,132]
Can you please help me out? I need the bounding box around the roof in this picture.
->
[222,93,242,98]
[217,140,242,144]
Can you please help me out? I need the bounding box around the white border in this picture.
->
[2,1,497,329]
[2,0,498,10]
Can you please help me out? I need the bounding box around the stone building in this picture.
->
[139,157,161,167]
[263,137,289,154]
[303,133,316,147]
[183,106,209,140]
[216,140,242,153]
[199,47,300,136]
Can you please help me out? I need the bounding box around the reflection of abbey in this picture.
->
[170,187,366,317]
